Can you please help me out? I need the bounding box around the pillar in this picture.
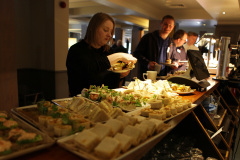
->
[128,26,144,80]
[81,24,88,39]
[114,28,123,42]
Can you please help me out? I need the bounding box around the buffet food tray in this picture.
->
[0,113,55,160]
[78,93,148,112]
[11,105,39,129]
[126,104,198,123]
[11,98,98,139]
[11,104,84,140]
[57,123,172,160]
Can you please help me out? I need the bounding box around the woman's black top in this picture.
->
[66,40,120,96]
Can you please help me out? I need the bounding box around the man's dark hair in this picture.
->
[161,15,175,22]
[173,29,187,40]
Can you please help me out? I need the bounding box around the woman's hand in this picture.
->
[107,53,137,66]
[120,70,130,79]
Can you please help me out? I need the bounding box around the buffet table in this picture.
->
[15,76,224,160]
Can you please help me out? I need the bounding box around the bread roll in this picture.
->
[54,124,72,137]
[90,123,111,140]
[114,133,133,153]
[116,116,130,127]
[175,104,183,112]
[74,130,100,152]
[47,118,62,130]
[140,119,156,136]
[125,115,138,125]
[148,99,163,109]
[182,103,188,110]
[149,110,166,120]
[170,106,177,115]
[122,125,142,146]
[166,59,171,64]
[141,107,153,117]
[160,107,171,118]
[94,136,121,159]
[38,115,49,126]
[90,109,110,123]
[134,124,148,141]
[105,119,124,136]
[69,113,90,130]
[110,108,124,119]
[132,115,147,123]
[149,118,165,133]
[162,97,171,105]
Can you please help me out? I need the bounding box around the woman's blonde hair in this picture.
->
[84,12,115,52]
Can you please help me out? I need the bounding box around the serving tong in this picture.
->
[51,101,65,109]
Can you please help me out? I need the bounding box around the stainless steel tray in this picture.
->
[0,113,55,160]
[11,105,39,129]
[11,101,92,139]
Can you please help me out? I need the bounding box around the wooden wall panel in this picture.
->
[0,0,19,111]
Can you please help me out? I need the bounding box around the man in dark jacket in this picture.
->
[113,40,128,53]
[133,15,175,79]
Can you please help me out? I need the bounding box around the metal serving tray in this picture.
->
[0,113,55,160]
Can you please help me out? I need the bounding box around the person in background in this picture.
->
[126,38,130,52]
[169,29,188,73]
[113,40,128,53]
[66,12,137,97]
[183,31,199,52]
[133,15,175,79]
[111,38,117,49]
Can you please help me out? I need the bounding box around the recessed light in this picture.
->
[222,12,226,14]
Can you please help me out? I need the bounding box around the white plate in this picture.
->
[108,69,130,73]
[175,89,196,95]
[179,60,188,63]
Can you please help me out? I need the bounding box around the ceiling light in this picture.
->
[197,22,201,24]
[222,12,226,14]
[203,24,206,26]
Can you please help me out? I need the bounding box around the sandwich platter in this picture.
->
[11,100,94,139]
[0,112,54,160]
[57,118,172,160]
[11,96,127,139]
[175,89,196,95]
[126,104,197,123]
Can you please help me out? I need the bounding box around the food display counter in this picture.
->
[12,76,239,160]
